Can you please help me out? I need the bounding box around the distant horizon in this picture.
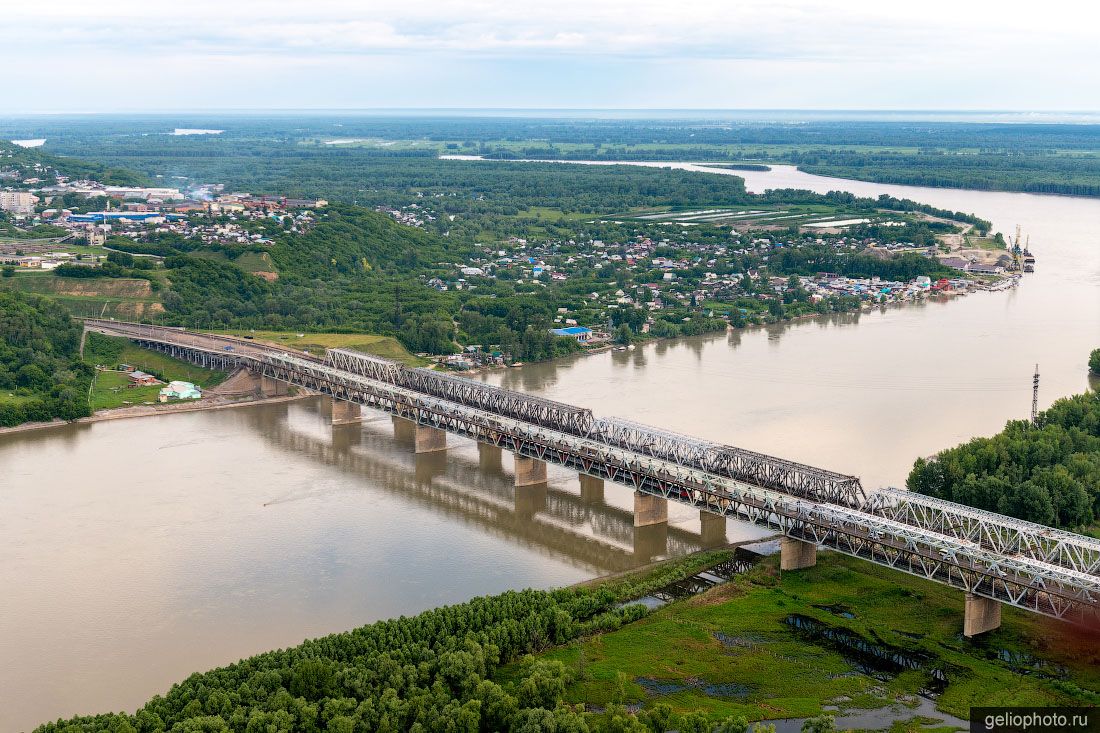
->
[5,109,1100,124]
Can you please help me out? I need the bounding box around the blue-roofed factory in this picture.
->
[550,326,592,342]
[67,212,187,224]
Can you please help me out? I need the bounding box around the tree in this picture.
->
[716,716,749,733]
[1089,348,1100,375]
[615,324,633,345]
[801,715,836,733]
[1,266,14,277]
[677,711,712,733]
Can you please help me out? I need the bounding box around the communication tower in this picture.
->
[1031,364,1040,425]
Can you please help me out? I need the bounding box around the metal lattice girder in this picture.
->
[866,488,1100,577]
[326,346,865,506]
[325,347,596,434]
[84,320,1100,625]
[590,416,866,506]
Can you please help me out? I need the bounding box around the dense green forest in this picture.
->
[33,553,759,733]
[907,381,1100,529]
[0,140,145,187]
[0,291,93,426]
[7,115,1100,198]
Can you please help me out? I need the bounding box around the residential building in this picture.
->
[0,191,39,214]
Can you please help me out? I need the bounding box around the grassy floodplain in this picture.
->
[511,553,1100,730]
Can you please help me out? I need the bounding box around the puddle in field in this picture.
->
[812,603,856,619]
[783,614,937,681]
[760,695,969,733]
[989,647,1069,679]
[713,631,771,649]
[634,676,755,699]
[621,547,764,611]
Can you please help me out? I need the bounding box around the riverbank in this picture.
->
[0,392,310,436]
[456,275,1014,379]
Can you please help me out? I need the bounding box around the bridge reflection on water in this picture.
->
[247,397,768,574]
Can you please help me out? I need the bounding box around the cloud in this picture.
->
[2,0,1099,111]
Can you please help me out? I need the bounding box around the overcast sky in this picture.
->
[3,0,1098,112]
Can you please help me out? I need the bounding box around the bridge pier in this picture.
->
[414,425,447,454]
[514,455,547,487]
[392,416,447,453]
[963,593,1002,637]
[259,375,289,397]
[780,537,817,570]
[392,415,415,442]
[330,399,362,425]
[634,492,668,527]
[580,475,605,504]
[700,510,727,547]
[478,442,503,472]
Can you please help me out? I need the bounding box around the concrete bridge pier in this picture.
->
[963,593,1002,637]
[699,510,727,547]
[330,399,362,425]
[580,475,605,504]
[514,455,547,487]
[260,375,289,397]
[478,442,503,472]
[634,492,668,527]
[391,416,447,453]
[780,537,817,570]
[414,425,447,454]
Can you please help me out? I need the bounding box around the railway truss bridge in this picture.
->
[84,319,1100,636]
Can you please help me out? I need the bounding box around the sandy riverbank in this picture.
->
[0,393,311,436]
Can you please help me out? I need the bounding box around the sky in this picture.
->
[3,0,1100,113]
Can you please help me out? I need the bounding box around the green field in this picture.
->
[213,329,428,366]
[514,552,1100,728]
[87,369,163,411]
[962,235,1008,251]
[189,249,278,276]
[84,333,229,411]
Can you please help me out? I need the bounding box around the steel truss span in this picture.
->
[326,348,866,506]
[83,320,1100,625]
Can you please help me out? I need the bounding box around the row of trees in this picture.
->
[907,376,1100,529]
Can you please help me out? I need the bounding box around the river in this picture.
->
[2,164,1098,730]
